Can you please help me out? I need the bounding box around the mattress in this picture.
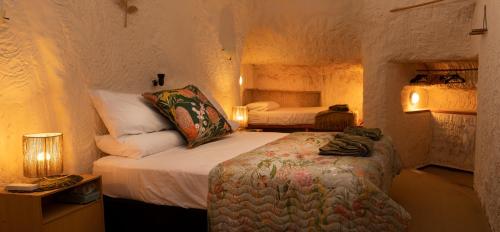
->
[248,107,328,125]
[92,131,288,209]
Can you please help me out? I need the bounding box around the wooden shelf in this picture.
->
[404,109,476,115]
[431,110,477,115]
[42,199,101,224]
[404,109,431,114]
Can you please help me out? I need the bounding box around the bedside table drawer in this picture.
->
[42,199,104,232]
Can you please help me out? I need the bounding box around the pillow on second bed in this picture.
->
[95,130,185,159]
[246,101,280,112]
[143,85,233,148]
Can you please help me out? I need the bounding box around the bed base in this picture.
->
[247,124,314,132]
[103,195,207,232]
[246,124,344,132]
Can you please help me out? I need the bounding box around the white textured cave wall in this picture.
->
[0,0,251,183]
[243,64,363,118]
[361,0,477,167]
[474,0,500,230]
[382,63,433,167]
[429,113,476,171]
[242,0,361,65]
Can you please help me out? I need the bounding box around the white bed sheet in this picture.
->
[248,107,328,125]
[93,131,288,209]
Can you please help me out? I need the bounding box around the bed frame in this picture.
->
[243,89,321,131]
[103,196,207,232]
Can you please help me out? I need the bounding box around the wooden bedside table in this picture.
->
[0,174,105,232]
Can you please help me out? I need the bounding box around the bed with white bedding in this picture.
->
[243,89,328,130]
[93,131,287,209]
[94,131,410,231]
[91,87,409,231]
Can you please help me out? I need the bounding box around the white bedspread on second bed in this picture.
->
[93,131,287,209]
[248,107,328,125]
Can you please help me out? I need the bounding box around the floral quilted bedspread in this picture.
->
[207,132,410,231]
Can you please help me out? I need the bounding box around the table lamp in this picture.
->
[232,106,248,128]
[23,133,63,178]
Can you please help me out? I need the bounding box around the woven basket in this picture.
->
[314,111,355,131]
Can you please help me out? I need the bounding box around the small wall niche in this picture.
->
[401,61,477,115]
[240,63,364,120]
[400,60,478,171]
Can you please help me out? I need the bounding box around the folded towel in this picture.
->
[319,133,374,157]
[329,104,349,112]
[343,126,382,141]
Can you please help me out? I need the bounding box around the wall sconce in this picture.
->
[152,73,165,87]
[410,91,420,106]
[232,106,248,128]
[401,86,429,112]
[23,133,63,178]
[239,76,243,86]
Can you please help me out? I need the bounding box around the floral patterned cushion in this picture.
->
[143,85,232,148]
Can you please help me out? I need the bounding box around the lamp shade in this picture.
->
[232,106,248,128]
[23,133,63,178]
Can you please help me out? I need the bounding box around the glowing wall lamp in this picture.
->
[23,133,63,178]
[401,86,429,112]
[410,91,420,106]
[232,106,248,128]
[239,76,243,86]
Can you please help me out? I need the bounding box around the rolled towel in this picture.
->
[343,126,382,141]
[319,133,374,157]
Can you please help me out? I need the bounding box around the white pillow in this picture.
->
[246,101,280,112]
[95,130,185,159]
[228,120,240,131]
[90,89,172,138]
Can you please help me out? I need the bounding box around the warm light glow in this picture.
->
[37,152,51,161]
[410,92,420,105]
[232,106,248,128]
[23,133,63,178]
[239,76,243,86]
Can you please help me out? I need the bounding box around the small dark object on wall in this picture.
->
[470,5,487,35]
[410,74,430,84]
[443,74,466,84]
[158,73,165,86]
[152,73,165,87]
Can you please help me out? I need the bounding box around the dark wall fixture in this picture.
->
[410,68,477,85]
[152,73,165,87]
[390,0,444,12]
[470,5,488,35]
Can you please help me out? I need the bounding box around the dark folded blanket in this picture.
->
[329,104,349,112]
[344,126,383,141]
[319,133,374,157]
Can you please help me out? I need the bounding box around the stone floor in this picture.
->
[389,166,491,232]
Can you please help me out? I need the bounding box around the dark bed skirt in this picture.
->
[103,195,208,232]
